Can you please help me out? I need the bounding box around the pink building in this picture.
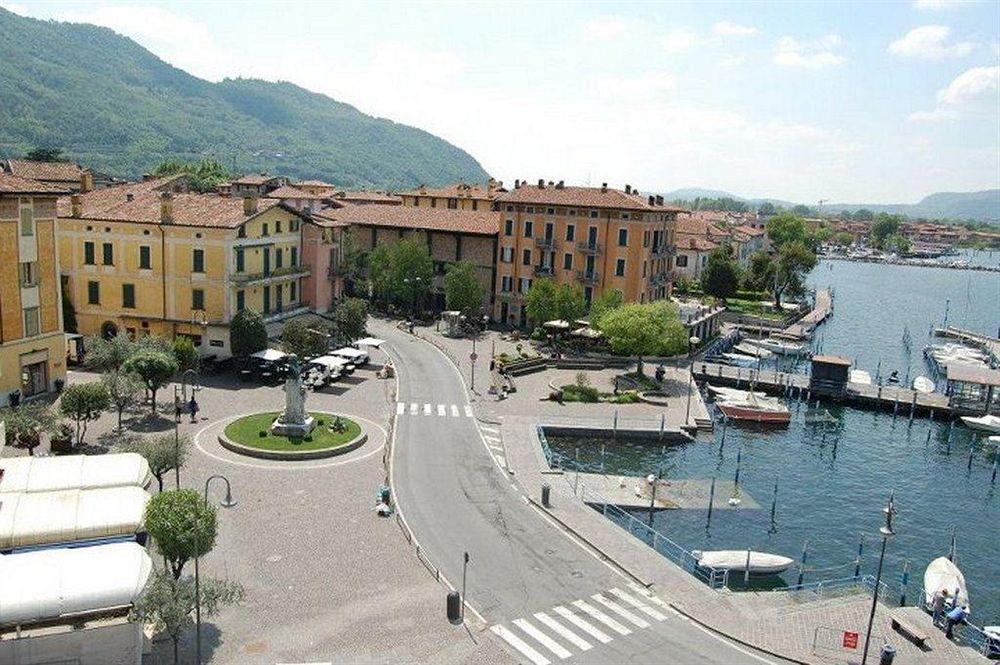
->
[300,213,349,312]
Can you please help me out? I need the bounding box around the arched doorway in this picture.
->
[101,321,119,339]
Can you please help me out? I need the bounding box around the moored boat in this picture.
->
[912,376,935,394]
[960,414,1000,434]
[716,392,791,424]
[745,338,807,356]
[849,369,872,386]
[923,557,970,611]
[734,342,773,359]
[693,549,794,575]
[720,352,758,368]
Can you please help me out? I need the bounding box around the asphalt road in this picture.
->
[378,321,777,665]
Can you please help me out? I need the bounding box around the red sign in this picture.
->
[842,631,859,649]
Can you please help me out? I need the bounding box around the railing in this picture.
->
[652,244,676,258]
[576,241,601,255]
[576,270,599,285]
[533,264,555,277]
[232,265,310,284]
[535,236,557,249]
[917,585,998,656]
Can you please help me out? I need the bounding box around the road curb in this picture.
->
[668,602,811,665]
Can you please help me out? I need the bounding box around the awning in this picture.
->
[571,326,603,339]
[355,337,385,347]
[543,319,571,330]
[250,348,288,362]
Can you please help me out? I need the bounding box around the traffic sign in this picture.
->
[842,631,859,649]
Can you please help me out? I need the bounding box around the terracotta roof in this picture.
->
[676,215,728,239]
[679,236,719,252]
[296,179,335,187]
[397,181,502,200]
[3,159,83,183]
[0,173,69,195]
[497,183,685,212]
[309,209,351,228]
[232,174,279,185]
[334,190,402,204]
[732,225,765,237]
[268,185,330,200]
[320,203,499,236]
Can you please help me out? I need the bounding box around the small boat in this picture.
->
[717,392,791,424]
[693,549,794,575]
[720,352,758,368]
[912,376,935,394]
[746,338,807,356]
[923,557,969,610]
[734,343,772,359]
[960,415,1000,434]
[849,369,872,386]
[707,385,771,402]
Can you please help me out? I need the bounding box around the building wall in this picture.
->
[401,194,490,211]
[299,222,346,312]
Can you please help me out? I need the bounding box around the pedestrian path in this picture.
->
[396,402,474,418]
[489,584,672,665]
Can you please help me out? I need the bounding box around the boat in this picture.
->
[707,385,771,402]
[720,352,758,368]
[716,392,791,424]
[692,549,794,575]
[745,338,807,356]
[912,376,935,394]
[923,557,969,610]
[960,415,1000,434]
[734,343,773,359]
[849,369,872,386]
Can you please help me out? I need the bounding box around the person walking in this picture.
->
[174,394,182,423]
[945,604,970,639]
[188,395,199,423]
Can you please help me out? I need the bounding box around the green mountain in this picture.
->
[0,8,488,188]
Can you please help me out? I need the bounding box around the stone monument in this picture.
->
[270,355,316,437]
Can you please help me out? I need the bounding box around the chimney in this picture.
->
[80,171,94,193]
[537,179,545,189]
[160,192,173,223]
[625,184,632,195]
[514,179,520,188]
[126,193,134,202]
[648,195,655,206]
[70,194,82,218]
[243,195,258,216]
[556,180,564,189]
[656,195,664,205]
[601,183,608,193]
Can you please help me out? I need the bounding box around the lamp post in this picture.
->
[861,491,896,665]
[684,335,701,426]
[194,475,237,665]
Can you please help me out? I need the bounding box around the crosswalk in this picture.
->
[396,402,474,418]
[489,584,673,665]
[479,423,506,467]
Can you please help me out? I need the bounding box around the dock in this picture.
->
[776,288,832,340]
[934,326,1000,365]
[574,474,758,510]
[693,362,952,417]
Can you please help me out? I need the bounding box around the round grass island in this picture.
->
[220,412,367,460]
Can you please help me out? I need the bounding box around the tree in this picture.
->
[171,337,200,373]
[700,247,740,301]
[145,489,217,579]
[333,297,368,343]
[152,158,230,193]
[553,283,586,323]
[59,382,110,445]
[230,309,268,358]
[123,350,178,413]
[588,289,623,327]
[774,241,818,307]
[835,231,854,247]
[791,204,813,217]
[61,282,78,334]
[743,251,776,292]
[0,402,56,456]
[766,212,808,249]
[102,370,143,430]
[131,570,244,665]
[118,434,189,492]
[373,236,434,315]
[85,332,137,371]
[443,261,484,318]
[280,318,326,358]
[757,201,776,216]
[24,146,66,162]
[597,301,687,356]
[524,279,560,326]
[854,208,874,221]
[870,213,903,249]
[886,233,912,255]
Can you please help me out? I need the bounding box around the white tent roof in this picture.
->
[332,347,367,359]
[250,348,288,362]
[0,541,152,627]
[0,453,152,494]
[0,486,150,550]
[543,319,571,330]
[311,355,351,369]
[354,337,385,347]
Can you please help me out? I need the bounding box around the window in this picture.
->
[505,205,514,212]
[87,280,100,305]
[139,246,151,269]
[236,290,245,312]
[563,253,573,270]
[84,242,95,265]
[23,307,39,337]
[676,255,689,267]
[447,198,457,209]
[522,248,531,266]
[430,198,437,208]
[472,201,478,211]
[642,260,647,277]
[291,247,298,266]
[519,277,531,294]
[238,225,246,238]
[618,228,628,246]
[19,208,33,237]
[235,248,245,272]
[275,248,284,269]
[526,207,534,214]
[262,223,269,237]
[547,208,554,215]
[544,222,553,239]
[102,242,114,266]
[192,288,205,310]
[504,220,513,236]
[18,262,38,287]
[122,283,135,308]
[290,219,299,232]
[590,210,599,218]
[524,221,533,238]
[565,225,575,242]
[501,275,512,292]
[192,249,205,273]
[501,247,513,263]
[615,258,626,276]
[276,220,282,234]
[289,281,297,301]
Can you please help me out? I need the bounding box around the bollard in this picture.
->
[769,480,778,531]
[446,591,462,624]
[659,414,665,439]
[899,560,910,606]
[925,430,932,445]
[613,410,618,439]
[734,446,742,487]
[879,644,896,665]
[600,443,606,474]
[541,483,551,507]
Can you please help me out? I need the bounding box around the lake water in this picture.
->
[548,254,1000,625]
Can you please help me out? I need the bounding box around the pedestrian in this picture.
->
[174,395,182,423]
[931,589,950,626]
[944,604,970,639]
[188,396,199,423]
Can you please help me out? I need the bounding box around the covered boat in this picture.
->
[720,352,758,368]
[717,392,791,424]
[923,557,969,610]
[745,338,807,356]
[693,549,794,575]
[734,343,772,359]
[0,453,152,494]
[960,415,1000,434]
[0,541,152,627]
[912,376,936,394]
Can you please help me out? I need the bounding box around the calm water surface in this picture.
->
[549,254,1000,624]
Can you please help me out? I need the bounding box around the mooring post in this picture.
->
[743,549,752,585]
[992,455,998,484]
[659,413,665,439]
[930,408,935,421]
[948,526,957,562]
[734,445,742,487]
[893,392,900,417]
[909,392,916,422]
[797,540,809,587]
[720,417,727,448]
[925,430,932,445]
[854,533,864,578]
[613,410,618,439]
[968,444,975,471]
[706,477,716,527]
[899,560,910,607]
[769,479,778,530]
[600,443,606,474]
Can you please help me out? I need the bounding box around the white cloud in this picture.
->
[773,34,846,69]
[889,25,975,59]
[910,65,999,120]
[913,0,976,10]
[0,2,28,15]
[663,28,698,54]
[582,14,630,41]
[593,71,676,97]
[713,21,758,37]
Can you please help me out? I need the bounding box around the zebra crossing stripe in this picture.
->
[533,612,592,651]
[590,594,649,629]
[396,402,405,415]
[552,605,611,643]
[451,404,460,417]
[513,619,571,659]
[423,403,431,415]
[490,625,551,665]
[481,425,500,435]
[464,404,473,417]
[571,600,631,635]
[409,403,418,415]
[437,404,446,416]
[626,583,672,610]
[608,588,667,621]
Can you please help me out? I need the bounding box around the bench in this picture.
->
[890,614,929,647]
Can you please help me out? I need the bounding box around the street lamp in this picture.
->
[861,491,896,665]
[194,475,237,665]
[684,336,701,426]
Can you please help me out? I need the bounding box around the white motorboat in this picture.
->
[912,376,935,394]
[746,338,807,356]
[734,343,773,359]
[693,549,794,575]
[720,352,758,368]
[960,415,1000,434]
[923,557,969,610]
[849,369,872,386]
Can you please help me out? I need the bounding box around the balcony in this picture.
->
[535,236,557,249]
[232,265,311,285]
[533,264,554,277]
[653,244,676,258]
[576,241,601,255]
[576,270,599,285]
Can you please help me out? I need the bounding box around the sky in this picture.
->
[3,0,999,203]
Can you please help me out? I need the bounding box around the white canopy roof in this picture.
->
[354,337,385,347]
[0,486,150,550]
[0,542,152,627]
[332,347,367,359]
[250,348,288,362]
[310,355,351,369]
[0,453,152,494]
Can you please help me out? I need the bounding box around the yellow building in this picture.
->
[493,180,681,326]
[397,179,504,211]
[0,174,67,406]
[57,175,309,358]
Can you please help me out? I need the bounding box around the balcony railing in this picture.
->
[535,236,557,249]
[653,244,676,258]
[576,270,600,285]
[533,264,554,277]
[232,265,310,285]
[576,241,601,255]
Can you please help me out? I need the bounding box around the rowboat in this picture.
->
[707,385,770,402]
[693,549,794,575]
[734,343,772,359]
[912,376,935,394]
[849,369,872,386]
[923,557,969,611]
[960,415,1000,434]
[716,392,791,424]
[745,338,807,356]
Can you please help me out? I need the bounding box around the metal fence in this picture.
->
[916,586,998,657]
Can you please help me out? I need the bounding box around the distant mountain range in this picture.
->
[663,187,1000,223]
[0,8,488,188]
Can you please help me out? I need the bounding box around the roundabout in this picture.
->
[219,411,367,460]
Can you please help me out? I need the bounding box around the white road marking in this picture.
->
[533,612,592,651]
[451,404,460,417]
[481,425,500,434]
[513,619,572,659]
[437,404,446,416]
[626,583,672,610]
[396,402,405,415]
[571,600,631,635]
[608,588,667,621]
[490,625,551,665]
[464,404,473,417]
[552,605,611,644]
[423,403,431,415]
[409,402,418,415]
[591,594,649,628]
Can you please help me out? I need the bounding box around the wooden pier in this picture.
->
[692,361,952,418]
[777,288,833,340]
[934,326,1000,364]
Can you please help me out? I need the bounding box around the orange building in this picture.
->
[398,179,504,211]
